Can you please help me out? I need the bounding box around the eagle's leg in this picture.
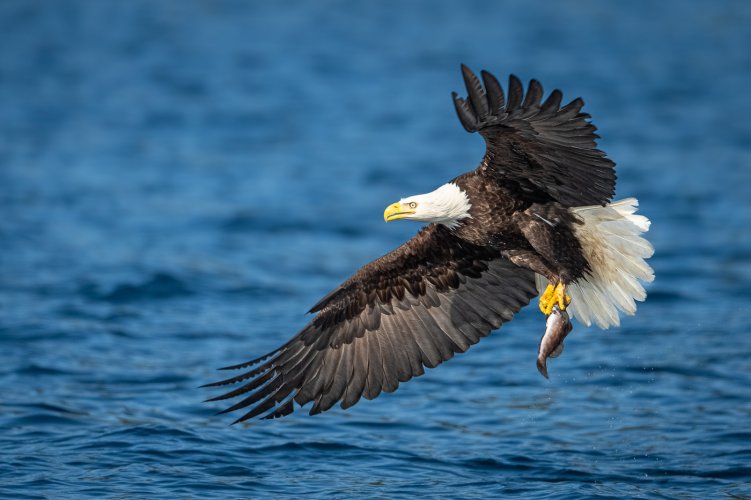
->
[501,249,566,315]
[540,282,571,315]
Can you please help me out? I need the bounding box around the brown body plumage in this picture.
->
[450,171,591,285]
[205,65,629,421]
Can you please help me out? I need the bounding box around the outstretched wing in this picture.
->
[452,65,616,207]
[205,224,537,421]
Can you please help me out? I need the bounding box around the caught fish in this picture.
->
[536,304,573,379]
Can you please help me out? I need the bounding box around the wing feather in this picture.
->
[481,70,504,115]
[461,64,490,120]
[341,337,368,410]
[522,79,543,111]
[376,324,400,393]
[364,332,385,400]
[314,346,346,413]
[506,74,524,112]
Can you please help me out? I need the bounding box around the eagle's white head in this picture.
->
[383,182,472,229]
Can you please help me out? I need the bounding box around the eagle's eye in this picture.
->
[408,202,418,209]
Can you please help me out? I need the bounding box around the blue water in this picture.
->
[2,0,750,497]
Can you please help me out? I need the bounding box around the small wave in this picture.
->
[222,284,297,298]
[16,364,78,377]
[6,413,86,427]
[79,273,193,303]
[13,402,89,416]
[218,212,367,238]
[640,466,751,480]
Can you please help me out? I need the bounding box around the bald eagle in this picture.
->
[205,66,654,421]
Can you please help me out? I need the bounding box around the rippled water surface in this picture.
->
[2,1,751,498]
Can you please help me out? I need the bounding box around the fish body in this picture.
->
[536,304,573,379]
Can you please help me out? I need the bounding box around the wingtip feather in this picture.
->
[481,69,504,115]
[506,74,523,111]
[460,64,489,120]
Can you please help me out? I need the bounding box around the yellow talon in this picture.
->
[540,283,571,316]
[538,283,555,314]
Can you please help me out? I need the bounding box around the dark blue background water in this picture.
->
[2,1,750,497]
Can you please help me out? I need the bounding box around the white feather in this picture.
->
[536,197,654,329]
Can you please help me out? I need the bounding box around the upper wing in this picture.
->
[205,224,537,421]
[452,65,616,207]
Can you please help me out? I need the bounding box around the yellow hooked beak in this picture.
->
[383,202,415,222]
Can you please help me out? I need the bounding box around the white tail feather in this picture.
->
[535,198,654,329]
